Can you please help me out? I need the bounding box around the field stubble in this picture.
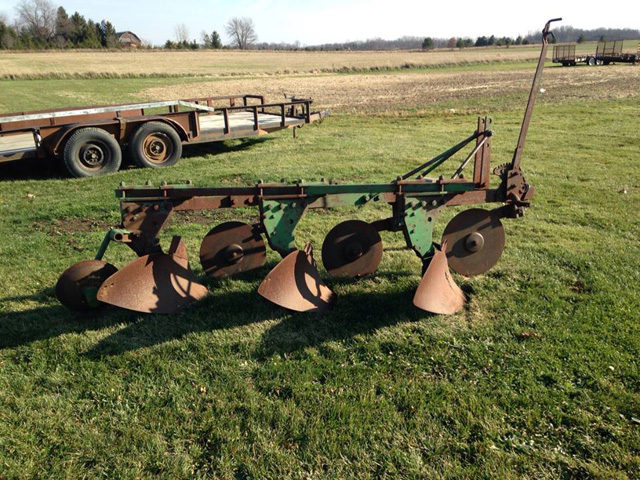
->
[0,46,541,78]
[142,65,640,114]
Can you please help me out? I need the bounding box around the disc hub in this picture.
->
[343,242,364,261]
[464,232,485,253]
[225,244,244,264]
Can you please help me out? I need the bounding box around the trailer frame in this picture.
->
[0,94,325,177]
[553,40,639,67]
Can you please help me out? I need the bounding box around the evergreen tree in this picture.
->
[69,12,87,46]
[99,20,119,48]
[84,19,101,48]
[55,6,72,47]
[421,37,434,50]
[211,30,222,49]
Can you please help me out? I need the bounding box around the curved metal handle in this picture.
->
[543,18,562,44]
[510,18,562,170]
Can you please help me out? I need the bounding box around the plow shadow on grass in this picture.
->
[85,273,440,358]
[0,292,135,350]
[1,270,453,357]
[254,288,433,360]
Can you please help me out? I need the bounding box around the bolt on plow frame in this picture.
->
[56,19,561,316]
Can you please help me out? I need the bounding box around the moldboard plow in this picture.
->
[56,19,561,316]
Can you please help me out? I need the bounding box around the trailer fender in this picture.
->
[129,117,190,143]
[50,122,121,157]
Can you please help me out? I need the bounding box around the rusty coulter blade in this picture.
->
[97,237,208,314]
[258,244,334,313]
[413,242,465,315]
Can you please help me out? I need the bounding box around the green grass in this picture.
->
[0,72,639,479]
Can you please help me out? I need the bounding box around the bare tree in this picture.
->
[0,12,9,25]
[15,0,56,42]
[225,17,257,50]
[200,29,211,48]
[174,23,189,43]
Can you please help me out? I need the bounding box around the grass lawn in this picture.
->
[0,67,639,478]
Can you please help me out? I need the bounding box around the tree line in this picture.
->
[0,0,122,49]
[304,26,640,52]
[2,2,639,52]
[163,17,255,50]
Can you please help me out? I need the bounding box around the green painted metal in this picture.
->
[116,180,477,203]
[401,197,439,260]
[95,228,131,260]
[83,286,101,308]
[261,199,308,255]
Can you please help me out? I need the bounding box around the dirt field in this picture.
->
[0,46,541,78]
[142,65,640,113]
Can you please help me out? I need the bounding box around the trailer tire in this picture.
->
[63,128,122,178]
[129,122,182,169]
[587,57,596,66]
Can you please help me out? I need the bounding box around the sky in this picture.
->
[0,0,639,46]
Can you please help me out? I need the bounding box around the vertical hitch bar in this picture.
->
[511,18,562,170]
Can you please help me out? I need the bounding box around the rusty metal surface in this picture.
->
[442,208,505,277]
[199,221,266,278]
[258,244,334,313]
[511,17,561,171]
[97,237,208,314]
[413,243,465,315]
[321,220,383,278]
[56,260,118,311]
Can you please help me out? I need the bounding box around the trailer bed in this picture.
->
[198,111,307,136]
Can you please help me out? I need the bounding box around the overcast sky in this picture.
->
[0,0,638,46]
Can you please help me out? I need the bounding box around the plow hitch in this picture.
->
[56,19,559,316]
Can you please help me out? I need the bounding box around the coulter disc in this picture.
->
[199,221,266,278]
[442,208,505,277]
[321,220,383,278]
[56,260,118,311]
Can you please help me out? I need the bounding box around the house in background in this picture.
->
[117,31,142,49]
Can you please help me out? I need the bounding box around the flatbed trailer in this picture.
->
[0,94,325,177]
[553,40,639,66]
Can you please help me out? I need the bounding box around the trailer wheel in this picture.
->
[129,122,182,169]
[587,57,596,66]
[63,128,122,178]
